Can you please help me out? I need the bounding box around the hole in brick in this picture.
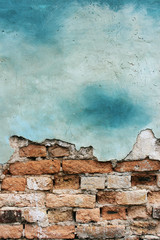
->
[72,210,76,221]
[107,210,118,214]
[23,224,25,229]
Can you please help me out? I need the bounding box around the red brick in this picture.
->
[19,144,47,157]
[97,191,117,204]
[62,160,112,174]
[2,177,26,191]
[46,194,95,208]
[48,145,70,157]
[25,224,75,239]
[0,225,23,239]
[54,174,79,189]
[115,159,160,172]
[101,206,126,220]
[9,159,60,175]
[76,208,100,223]
[131,173,156,186]
[76,225,125,239]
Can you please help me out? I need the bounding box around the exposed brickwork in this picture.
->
[54,174,79,189]
[48,144,70,157]
[0,137,160,239]
[19,144,47,157]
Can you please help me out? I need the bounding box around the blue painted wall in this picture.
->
[0,0,159,162]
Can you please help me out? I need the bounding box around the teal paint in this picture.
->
[0,0,159,162]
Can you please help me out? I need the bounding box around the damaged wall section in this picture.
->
[0,130,160,239]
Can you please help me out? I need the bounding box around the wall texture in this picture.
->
[0,136,160,239]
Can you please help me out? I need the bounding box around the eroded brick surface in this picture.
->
[54,174,80,189]
[81,176,105,190]
[107,175,131,189]
[97,191,117,204]
[127,206,149,219]
[25,224,75,239]
[10,159,60,175]
[116,190,147,205]
[48,209,73,223]
[76,208,100,223]
[62,160,113,174]
[48,145,70,157]
[2,177,26,191]
[46,194,95,208]
[19,144,47,157]
[0,225,23,239]
[0,210,21,223]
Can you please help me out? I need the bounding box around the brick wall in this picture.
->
[0,136,160,239]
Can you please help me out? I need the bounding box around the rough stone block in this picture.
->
[132,173,156,186]
[2,177,26,191]
[101,206,126,220]
[25,224,75,239]
[27,176,53,190]
[0,225,23,239]
[81,176,105,190]
[46,194,95,208]
[48,209,73,223]
[131,221,158,235]
[10,159,60,175]
[0,210,21,223]
[128,206,149,219]
[19,144,47,157]
[23,208,48,227]
[76,208,100,223]
[0,193,45,207]
[107,175,131,189]
[48,145,70,157]
[54,174,79,189]
[76,225,125,239]
[62,160,113,174]
[97,191,117,204]
[116,190,147,205]
[153,206,160,219]
[115,159,160,172]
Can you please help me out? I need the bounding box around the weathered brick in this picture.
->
[10,159,60,175]
[23,208,48,227]
[97,191,117,204]
[153,206,160,219]
[54,174,79,189]
[0,193,45,207]
[46,194,95,208]
[25,224,75,239]
[81,176,105,190]
[62,160,112,174]
[27,176,53,190]
[107,175,131,189]
[116,190,147,205]
[148,191,160,204]
[131,221,158,235]
[76,208,100,223]
[128,206,149,219]
[157,175,160,187]
[19,144,47,157]
[0,210,21,223]
[132,173,156,186]
[0,225,23,239]
[2,177,26,191]
[48,145,70,157]
[115,159,160,172]
[48,209,73,223]
[76,225,125,239]
[101,206,126,220]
